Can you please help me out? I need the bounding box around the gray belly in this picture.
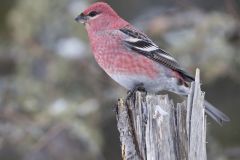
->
[109,73,189,95]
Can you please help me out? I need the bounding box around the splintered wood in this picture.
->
[116,69,207,160]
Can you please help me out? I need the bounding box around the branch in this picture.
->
[116,69,207,160]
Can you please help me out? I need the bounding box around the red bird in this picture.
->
[75,2,229,124]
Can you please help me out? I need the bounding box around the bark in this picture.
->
[116,69,207,160]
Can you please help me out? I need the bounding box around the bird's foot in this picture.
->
[125,83,145,105]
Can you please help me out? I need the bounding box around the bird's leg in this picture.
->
[126,83,146,104]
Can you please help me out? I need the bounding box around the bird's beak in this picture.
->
[75,13,88,24]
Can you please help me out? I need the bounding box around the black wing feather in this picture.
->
[120,26,194,82]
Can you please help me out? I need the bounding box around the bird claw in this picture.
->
[125,83,145,105]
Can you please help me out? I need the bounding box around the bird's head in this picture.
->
[75,2,127,31]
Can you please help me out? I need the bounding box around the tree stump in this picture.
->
[116,69,207,160]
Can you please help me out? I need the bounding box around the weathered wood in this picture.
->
[116,69,207,160]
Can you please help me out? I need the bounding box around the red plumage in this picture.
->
[75,2,230,124]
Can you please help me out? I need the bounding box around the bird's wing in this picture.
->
[119,26,194,82]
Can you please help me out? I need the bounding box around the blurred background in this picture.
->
[0,0,239,160]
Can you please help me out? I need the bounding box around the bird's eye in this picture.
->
[88,11,98,17]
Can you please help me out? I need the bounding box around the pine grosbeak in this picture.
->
[75,2,229,124]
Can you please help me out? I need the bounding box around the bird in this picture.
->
[75,2,230,125]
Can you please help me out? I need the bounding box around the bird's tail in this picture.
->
[204,101,230,125]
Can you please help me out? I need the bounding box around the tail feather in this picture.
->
[204,101,230,125]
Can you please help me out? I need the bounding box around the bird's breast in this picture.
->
[90,37,159,79]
